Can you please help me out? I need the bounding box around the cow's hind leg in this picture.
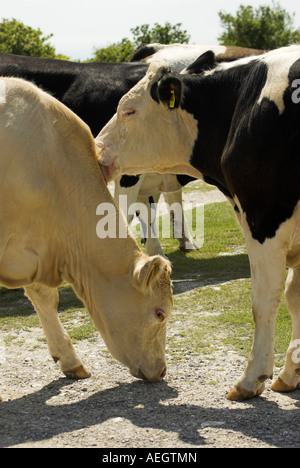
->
[24,283,90,379]
[137,194,166,257]
[272,268,300,393]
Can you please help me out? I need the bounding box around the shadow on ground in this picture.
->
[167,252,250,295]
[0,377,299,448]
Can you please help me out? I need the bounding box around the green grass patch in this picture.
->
[160,201,291,367]
[0,283,97,342]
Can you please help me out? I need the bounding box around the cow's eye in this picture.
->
[122,108,136,117]
[155,309,165,322]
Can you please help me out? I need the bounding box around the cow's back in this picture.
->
[0,77,96,253]
[0,76,86,180]
[0,54,147,136]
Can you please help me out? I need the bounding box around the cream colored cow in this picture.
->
[0,77,172,401]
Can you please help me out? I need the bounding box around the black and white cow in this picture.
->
[130,42,263,68]
[0,47,262,255]
[122,43,263,254]
[96,45,300,400]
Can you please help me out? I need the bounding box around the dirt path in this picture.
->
[1,328,299,448]
[1,186,299,449]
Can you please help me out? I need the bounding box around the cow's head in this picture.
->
[95,253,173,382]
[96,60,201,181]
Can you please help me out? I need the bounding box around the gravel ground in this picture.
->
[1,327,300,448]
[1,186,300,449]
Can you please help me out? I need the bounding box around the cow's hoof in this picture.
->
[64,365,91,380]
[226,385,262,401]
[179,241,199,252]
[271,377,296,393]
[0,395,2,402]
[179,246,198,252]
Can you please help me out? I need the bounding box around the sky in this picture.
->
[2,0,300,61]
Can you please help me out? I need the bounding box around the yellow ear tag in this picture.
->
[169,90,175,108]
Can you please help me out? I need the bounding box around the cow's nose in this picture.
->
[98,160,115,182]
[134,366,167,382]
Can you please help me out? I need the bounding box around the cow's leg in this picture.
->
[137,194,166,257]
[227,232,287,401]
[163,190,199,251]
[114,176,144,224]
[272,268,300,392]
[24,283,90,379]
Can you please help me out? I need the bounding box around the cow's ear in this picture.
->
[133,255,171,292]
[157,75,182,109]
[184,50,216,75]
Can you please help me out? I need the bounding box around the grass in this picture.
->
[0,283,97,343]
[166,202,291,367]
[0,194,292,368]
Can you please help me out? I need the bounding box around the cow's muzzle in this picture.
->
[131,366,167,382]
[98,161,115,184]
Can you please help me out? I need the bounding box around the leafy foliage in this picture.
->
[218,2,300,50]
[90,22,190,63]
[91,38,135,63]
[131,22,190,48]
[0,18,56,57]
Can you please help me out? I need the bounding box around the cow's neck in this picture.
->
[181,66,250,196]
[57,163,141,314]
